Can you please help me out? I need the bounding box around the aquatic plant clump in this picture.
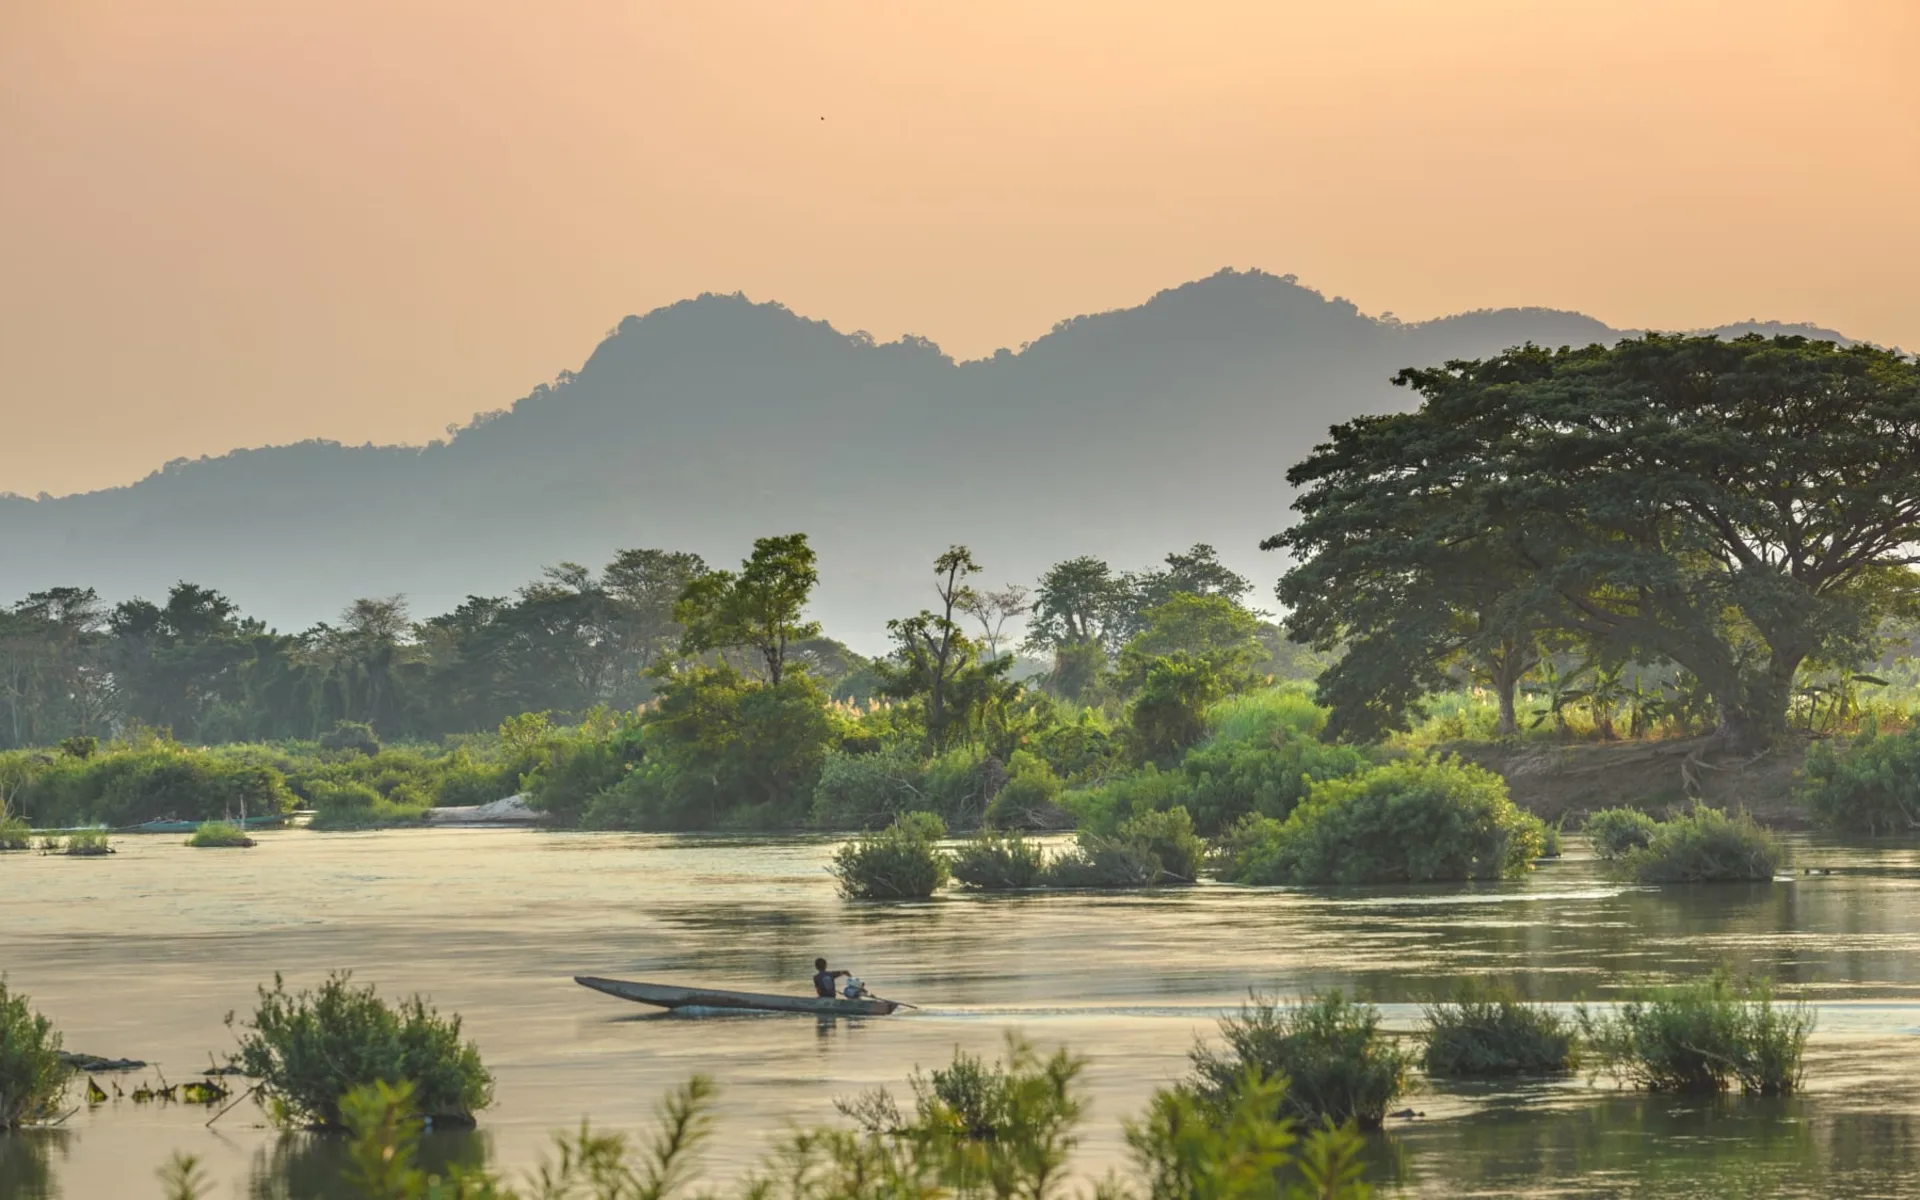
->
[1620,806,1782,884]
[0,810,28,851]
[1584,807,1659,859]
[186,821,256,848]
[0,978,68,1128]
[1578,972,1812,1095]
[1043,805,1206,888]
[1421,982,1578,1077]
[949,832,1048,891]
[1191,992,1412,1130]
[830,811,951,899]
[228,971,494,1128]
[1218,757,1544,885]
[60,827,113,856]
[305,779,431,831]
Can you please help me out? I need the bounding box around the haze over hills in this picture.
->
[0,269,1858,650]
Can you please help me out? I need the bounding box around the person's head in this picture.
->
[814,957,827,971]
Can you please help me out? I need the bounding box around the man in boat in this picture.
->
[813,958,852,999]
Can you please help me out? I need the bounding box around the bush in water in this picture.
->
[185,820,254,848]
[830,811,951,900]
[810,744,929,830]
[982,751,1067,830]
[172,1039,1371,1200]
[1800,726,1920,835]
[1218,757,1543,885]
[1045,806,1206,888]
[0,978,68,1129]
[1577,971,1812,1095]
[1583,807,1659,859]
[0,807,28,851]
[1620,806,1782,884]
[949,831,1048,891]
[1191,992,1412,1131]
[1420,981,1578,1077]
[61,827,112,856]
[228,972,494,1128]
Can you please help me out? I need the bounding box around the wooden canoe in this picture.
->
[574,976,899,1016]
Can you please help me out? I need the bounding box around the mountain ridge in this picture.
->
[0,269,1865,648]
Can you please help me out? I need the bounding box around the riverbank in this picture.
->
[1443,736,1814,829]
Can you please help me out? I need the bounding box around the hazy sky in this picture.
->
[3,0,1915,496]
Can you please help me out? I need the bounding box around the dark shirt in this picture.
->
[814,970,837,998]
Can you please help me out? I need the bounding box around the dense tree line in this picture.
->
[0,536,1291,759]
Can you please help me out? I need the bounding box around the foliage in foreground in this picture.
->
[1420,982,1577,1077]
[1583,808,1659,860]
[1191,993,1412,1131]
[170,1038,1371,1200]
[830,812,951,900]
[1617,807,1782,884]
[1801,725,1920,835]
[1218,758,1543,885]
[186,820,255,848]
[1577,972,1812,1095]
[0,979,67,1129]
[228,972,494,1128]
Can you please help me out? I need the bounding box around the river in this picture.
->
[4,828,1920,1198]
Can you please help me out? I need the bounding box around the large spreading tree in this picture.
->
[1272,334,1920,750]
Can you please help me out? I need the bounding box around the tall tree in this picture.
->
[675,534,822,685]
[1275,334,1920,749]
[878,546,1013,747]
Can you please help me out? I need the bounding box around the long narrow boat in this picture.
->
[574,975,900,1016]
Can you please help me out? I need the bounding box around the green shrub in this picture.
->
[0,810,27,851]
[1584,807,1660,859]
[0,978,68,1128]
[830,812,951,900]
[318,721,382,757]
[519,719,642,826]
[186,820,255,848]
[1220,757,1543,885]
[1044,806,1205,888]
[306,780,429,830]
[1421,981,1578,1077]
[61,827,112,856]
[1206,686,1329,744]
[1191,992,1412,1130]
[950,832,1048,891]
[983,752,1066,830]
[1801,727,1920,834]
[1577,972,1812,1095]
[1058,765,1194,837]
[1620,806,1782,883]
[228,971,494,1128]
[6,743,294,829]
[1178,733,1371,837]
[811,745,928,829]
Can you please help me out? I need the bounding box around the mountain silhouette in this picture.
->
[0,269,1857,648]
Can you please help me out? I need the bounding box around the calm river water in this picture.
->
[5,828,1920,1198]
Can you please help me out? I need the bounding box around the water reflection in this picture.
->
[247,1128,490,1200]
[0,1129,68,1200]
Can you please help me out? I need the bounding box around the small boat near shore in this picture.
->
[574,975,901,1017]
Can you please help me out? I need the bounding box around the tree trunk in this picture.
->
[1712,652,1804,753]
[1495,676,1519,736]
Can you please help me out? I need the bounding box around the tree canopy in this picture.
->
[1271,334,1920,748]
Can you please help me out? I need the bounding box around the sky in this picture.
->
[2,0,1916,497]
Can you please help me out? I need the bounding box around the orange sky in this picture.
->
[2,0,1916,496]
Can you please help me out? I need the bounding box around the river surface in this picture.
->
[5,828,1920,1198]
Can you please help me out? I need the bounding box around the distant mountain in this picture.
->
[0,269,1859,649]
